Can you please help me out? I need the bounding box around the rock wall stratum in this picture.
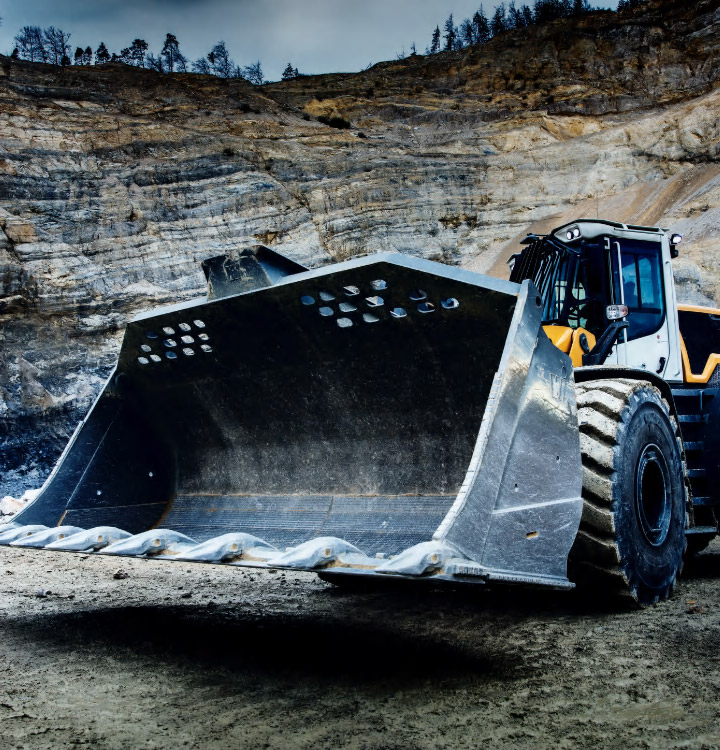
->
[1,0,720,493]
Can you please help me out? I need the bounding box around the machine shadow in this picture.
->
[3,603,523,687]
[681,547,720,579]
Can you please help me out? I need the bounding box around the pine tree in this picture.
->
[74,46,84,65]
[95,42,110,64]
[533,0,565,23]
[430,25,441,54]
[242,60,263,85]
[208,41,234,78]
[146,53,164,72]
[473,8,491,44]
[125,39,148,67]
[83,46,93,65]
[443,14,457,51]
[282,62,296,80]
[192,57,211,74]
[161,33,187,73]
[508,0,527,27]
[491,3,508,36]
[460,18,475,46]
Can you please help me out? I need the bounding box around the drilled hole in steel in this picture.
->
[179,322,191,332]
[337,317,353,328]
[319,307,334,317]
[164,339,177,348]
[166,351,178,360]
[140,344,152,352]
[409,289,427,301]
[138,356,150,365]
[201,344,213,353]
[146,331,158,340]
[162,326,175,336]
[198,333,209,341]
[343,285,360,297]
[301,295,315,306]
[441,297,460,310]
[417,302,435,313]
[370,279,387,291]
[363,313,380,323]
[365,296,384,308]
[390,307,407,319]
[150,354,162,363]
[193,319,206,329]
[183,348,195,356]
[181,335,194,344]
[319,291,335,302]
[339,302,357,313]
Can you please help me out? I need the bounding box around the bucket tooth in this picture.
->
[0,525,49,544]
[10,526,86,548]
[46,527,132,551]
[101,529,197,557]
[270,537,364,569]
[174,533,276,563]
[375,542,461,576]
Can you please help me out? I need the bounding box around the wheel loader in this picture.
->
[2,220,719,605]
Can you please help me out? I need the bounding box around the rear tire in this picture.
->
[570,378,687,606]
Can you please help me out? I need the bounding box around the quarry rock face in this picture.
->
[1,0,720,494]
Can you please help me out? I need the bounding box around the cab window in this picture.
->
[612,240,665,341]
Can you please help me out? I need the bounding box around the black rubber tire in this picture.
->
[569,378,687,606]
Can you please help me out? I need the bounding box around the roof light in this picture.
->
[565,226,582,241]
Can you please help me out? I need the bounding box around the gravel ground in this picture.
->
[1,542,719,750]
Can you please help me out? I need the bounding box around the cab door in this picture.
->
[605,237,670,376]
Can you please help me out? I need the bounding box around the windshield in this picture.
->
[510,238,605,334]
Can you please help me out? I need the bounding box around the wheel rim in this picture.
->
[634,443,672,547]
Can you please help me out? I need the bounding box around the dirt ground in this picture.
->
[1,542,719,750]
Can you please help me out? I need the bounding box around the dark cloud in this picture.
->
[0,0,619,81]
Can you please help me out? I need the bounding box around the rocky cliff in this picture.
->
[2,0,720,494]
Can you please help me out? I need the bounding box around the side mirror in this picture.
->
[606,304,629,320]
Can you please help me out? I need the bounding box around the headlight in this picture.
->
[670,233,682,245]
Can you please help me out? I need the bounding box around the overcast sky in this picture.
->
[0,0,620,81]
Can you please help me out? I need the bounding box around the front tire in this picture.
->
[570,378,687,605]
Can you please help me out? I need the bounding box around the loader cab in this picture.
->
[510,220,683,381]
